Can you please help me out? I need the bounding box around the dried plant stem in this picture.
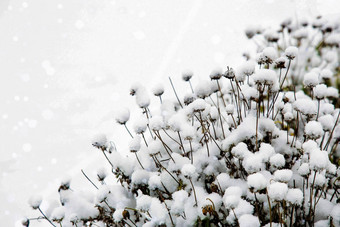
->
[124,124,134,138]
[141,132,148,147]
[169,77,183,108]
[216,80,226,107]
[81,169,99,189]
[38,208,56,227]
[134,152,145,169]
[189,178,198,206]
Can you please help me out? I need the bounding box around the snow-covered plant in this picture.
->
[26,15,340,227]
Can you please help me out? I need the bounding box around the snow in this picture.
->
[285,46,298,60]
[285,188,303,205]
[133,117,148,134]
[269,153,285,168]
[298,163,310,176]
[313,84,327,100]
[310,149,329,170]
[305,121,324,139]
[115,108,130,125]
[51,207,65,222]
[247,172,267,191]
[149,115,164,131]
[267,182,288,201]
[28,195,42,209]
[273,169,293,182]
[303,72,319,87]
[129,135,141,152]
[136,194,152,211]
[243,154,264,173]
[231,142,250,159]
[91,133,107,147]
[238,214,260,227]
[181,164,196,178]
[2,1,340,226]
[252,69,277,86]
[263,47,277,61]
[224,195,240,209]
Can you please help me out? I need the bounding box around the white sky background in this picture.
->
[0,0,339,226]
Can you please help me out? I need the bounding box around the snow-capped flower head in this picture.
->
[181,164,196,178]
[324,50,337,63]
[209,106,219,122]
[243,154,264,174]
[225,104,234,115]
[303,72,319,88]
[269,153,285,169]
[264,29,279,42]
[224,186,243,197]
[286,188,303,206]
[302,140,318,153]
[115,108,130,125]
[318,115,334,132]
[320,69,332,81]
[326,87,339,98]
[210,68,223,80]
[148,174,162,190]
[285,46,298,60]
[195,80,212,98]
[245,25,261,39]
[274,169,293,183]
[130,82,141,96]
[171,190,189,214]
[191,99,206,112]
[267,182,288,201]
[280,17,292,28]
[136,194,152,212]
[147,140,162,155]
[252,69,277,86]
[275,57,287,69]
[182,70,193,81]
[293,28,308,40]
[133,118,148,134]
[168,113,185,132]
[51,207,65,223]
[284,112,294,121]
[314,84,327,100]
[224,195,240,209]
[184,93,196,106]
[231,142,250,160]
[97,167,107,181]
[258,143,275,162]
[239,214,260,227]
[152,84,164,97]
[149,115,164,131]
[129,136,141,152]
[259,118,276,134]
[92,133,107,148]
[181,125,196,141]
[223,66,235,79]
[293,99,317,117]
[21,218,29,227]
[29,195,42,209]
[255,52,265,65]
[298,163,310,176]
[309,149,329,171]
[262,47,278,64]
[247,172,267,192]
[305,121,323,140]
[131,169,150,185]
[239,61,255,76]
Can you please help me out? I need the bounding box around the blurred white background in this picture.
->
[0,0,339,226]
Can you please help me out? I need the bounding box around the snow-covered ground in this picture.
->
[0,0,339,226]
